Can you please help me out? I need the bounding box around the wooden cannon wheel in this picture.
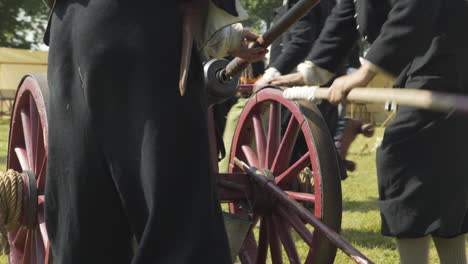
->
[7,74,50,264]
[228,86,342,264]
[4,79,342,264]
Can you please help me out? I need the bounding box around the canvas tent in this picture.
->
[0,47,48,115]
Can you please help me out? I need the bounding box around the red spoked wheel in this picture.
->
[229,87,342,264]
[7,74,49,264]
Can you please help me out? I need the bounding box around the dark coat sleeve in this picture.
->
[364,0,441,76]
[269,6,322,74]
[212,0,238,16]
[306,0,360,73]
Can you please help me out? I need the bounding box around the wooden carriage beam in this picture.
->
[234,158,375,264]
[283,87,468,114]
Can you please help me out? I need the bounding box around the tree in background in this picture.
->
[241,0,282,33]
[0,0,48,49]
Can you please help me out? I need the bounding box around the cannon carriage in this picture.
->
[3,71,378,264]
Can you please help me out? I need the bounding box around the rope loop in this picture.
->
[0,169,24,255]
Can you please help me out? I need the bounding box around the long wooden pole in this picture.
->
[283,87,468,114]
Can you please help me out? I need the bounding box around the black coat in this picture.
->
[309,0,468,238]
[270,0,359,75]
[269,0,324,74]
[45,0,238,263]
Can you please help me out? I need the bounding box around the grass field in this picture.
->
[0,121,457,263]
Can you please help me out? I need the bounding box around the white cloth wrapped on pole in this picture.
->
[282,86,319,101]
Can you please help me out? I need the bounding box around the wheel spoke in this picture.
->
[272,214,300,264]
[36,157,47,193]
[15,147,30,171]
[271,116,300,175]
[38,203,49,247]
[241,145,260,168]
[285,191,315,204]
[12,228,27,249]
[252,112,267,168]
[256,218,269,264]
[238,229,258,264]
[33,228,46,263]
[21,108,34,171]
[23,230,33,264]
[275,152,311,187]
[30,95,40,172]
[277,206,314,247]
[265,102,281,169]
[267,217,283,264]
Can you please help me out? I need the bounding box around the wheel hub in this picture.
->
[21,170,38,229]
[252,168,280,216]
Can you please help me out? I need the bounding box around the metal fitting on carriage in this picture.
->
[203,59,240,105]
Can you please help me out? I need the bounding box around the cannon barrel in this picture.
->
[222,0,321,78]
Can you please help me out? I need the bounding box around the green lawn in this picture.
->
[0,122,460,263]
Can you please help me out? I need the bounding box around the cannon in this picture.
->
[2,71,379,264]
[0,0,381,262]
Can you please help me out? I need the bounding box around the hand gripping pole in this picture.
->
[220,0,321,79]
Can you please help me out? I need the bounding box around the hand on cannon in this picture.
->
[269,72,306,88]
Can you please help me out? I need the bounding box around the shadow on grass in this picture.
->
[342,198,379,213]
[290,226,395,251]
[341,228,396,250]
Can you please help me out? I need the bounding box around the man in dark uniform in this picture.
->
[274,0,468,263]
[44,0,265,263]
[256,0,365,177]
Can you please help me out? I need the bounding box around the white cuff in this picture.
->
[262,67,281,81]
[297,61,335,86]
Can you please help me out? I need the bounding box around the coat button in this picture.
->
[356,24,360,30]
[354,13,358,18]
[364,35,368,41]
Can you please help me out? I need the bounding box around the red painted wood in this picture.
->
[30,95,40,172]
[217,173,252,201]
[265,102,281,169]
[285,191,316,203]
[241,145,260,168]
[267,217,283,264]
[252,112,267,168]
[14,147,30,171]
[20,108,34,171]
[228,88,335,262]
[275,152,310,187]
[38,207,49,247]
[270,115,300,175]
[277,206,314,246]
[37,157,47,193]
[8,75,49,264]
[247,166,373,264]
[272,214,300,264]
[238,230,257,264]
[256,219,269,264]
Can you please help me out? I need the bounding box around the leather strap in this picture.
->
[179,3,200,96]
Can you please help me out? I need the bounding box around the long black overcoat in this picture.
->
[309,0,468,238]
[44,0,240,263]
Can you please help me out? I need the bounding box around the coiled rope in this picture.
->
[0,170,23,255]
